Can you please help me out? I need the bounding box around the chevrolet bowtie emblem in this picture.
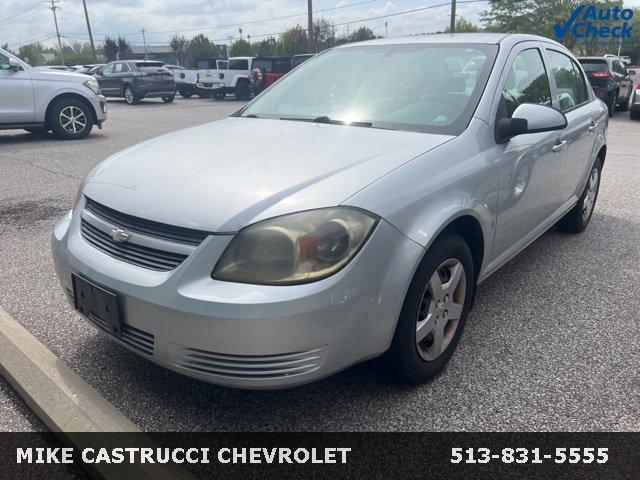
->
[110,227,132,243]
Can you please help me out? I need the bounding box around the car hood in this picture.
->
[30,68,92,83]
[83,117,452,232]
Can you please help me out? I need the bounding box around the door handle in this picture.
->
[552,140,567,153]
[588,121,598,133]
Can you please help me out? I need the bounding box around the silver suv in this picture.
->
[0,48,107,139]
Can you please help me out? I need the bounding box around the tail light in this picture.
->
[591,71,612,78]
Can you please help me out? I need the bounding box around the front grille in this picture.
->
[85,197,209,246]
[81,219,188,271]
[86,313,155,356]
[174,346,327,379]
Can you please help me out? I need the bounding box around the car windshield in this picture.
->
[579,60,608,72]
[241,43,498,135]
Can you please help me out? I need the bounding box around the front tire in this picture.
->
[556,157,602,233]
[235,82,251,101]
[385,234,474,384]
[124,86,138,105]
[162,94,175,103]
[48,98,94,140]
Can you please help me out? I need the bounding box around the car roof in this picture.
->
[335,32,566,49]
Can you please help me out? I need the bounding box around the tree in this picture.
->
[314,19,337,51]
[186,34,218,67]
[116,36,133,60]
[229,38,253,56]
[444,16,481,33]
[349,26,377,43]
[253,38,276,57]
[169,35,188,66]
[275,26,308,56]
[104,36,119,62]
[17,43,44,65]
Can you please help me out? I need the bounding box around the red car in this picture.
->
[249,57,292,94]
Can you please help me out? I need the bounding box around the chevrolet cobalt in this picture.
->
[52,34,607,388]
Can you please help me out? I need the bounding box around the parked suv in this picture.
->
[578,56,635,116]
[249,56,292,94]
[96,60,176,105]
[0,48,106,140]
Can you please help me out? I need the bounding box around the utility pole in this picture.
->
[46,0,64,65]
[81,0,98,62]
[385,21,388,38]
[449,0,456,33]
[307,0,314,53]
[140,27,148,60]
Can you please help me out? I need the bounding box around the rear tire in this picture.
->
[179,90,193,99]
[385,234,474,384]
[556,157,602,234]
[162,94,175,103]
[124,86,138,105]
[606,94,615,117]
[48,98,94,140]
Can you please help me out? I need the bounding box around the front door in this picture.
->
[0,53,34,123]
[96,63,116,95]
[490,44,568,263]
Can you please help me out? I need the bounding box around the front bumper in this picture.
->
[51,201,424,389]
[90,94,107,123]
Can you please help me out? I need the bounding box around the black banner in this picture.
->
[1,432,638,479]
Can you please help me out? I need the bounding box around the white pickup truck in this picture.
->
[174,57,253,100]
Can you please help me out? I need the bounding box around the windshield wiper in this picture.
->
[279,115,372,128]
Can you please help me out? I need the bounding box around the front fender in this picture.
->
[35,83,97,122]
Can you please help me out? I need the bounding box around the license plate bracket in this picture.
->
[72,275,123,337]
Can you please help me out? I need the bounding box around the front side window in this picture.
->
[114,63,124,73]
[241,44,499,135]
[0,53,9,70]
[102,64,114,75]
[501,49,552,118]
[547,50,588,111]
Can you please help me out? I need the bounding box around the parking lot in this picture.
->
[1,96,639,432]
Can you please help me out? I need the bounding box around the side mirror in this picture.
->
[496,104,567,144]
[8,57,21,71]
[628,69,636,75]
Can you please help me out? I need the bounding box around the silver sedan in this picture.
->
[52,33,607,388]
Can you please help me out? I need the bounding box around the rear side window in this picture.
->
[547,50,588,111]
[228,59,248,70]
[579,60,608,72]
[501,49,552,118]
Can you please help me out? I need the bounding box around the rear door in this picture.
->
[545,49,598,202]
[613,59,632,103]
[0,51,34,123]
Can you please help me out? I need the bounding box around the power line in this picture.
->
[69,0,379,37]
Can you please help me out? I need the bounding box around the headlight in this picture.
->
[212,208,378,285]
[83,79,101,95]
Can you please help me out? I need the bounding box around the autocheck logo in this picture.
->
[554,5,633,39]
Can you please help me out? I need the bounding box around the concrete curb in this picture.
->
[0,307,194,479]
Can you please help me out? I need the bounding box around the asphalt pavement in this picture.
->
[0,95,638,432]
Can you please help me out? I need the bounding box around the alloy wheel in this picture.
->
[415,258,466,361]
[125,88,135,104]
[59,106,86,134]
[582,167,599,221]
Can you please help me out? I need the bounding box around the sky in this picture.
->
[3,0,640,51]
[1,0,491,50]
